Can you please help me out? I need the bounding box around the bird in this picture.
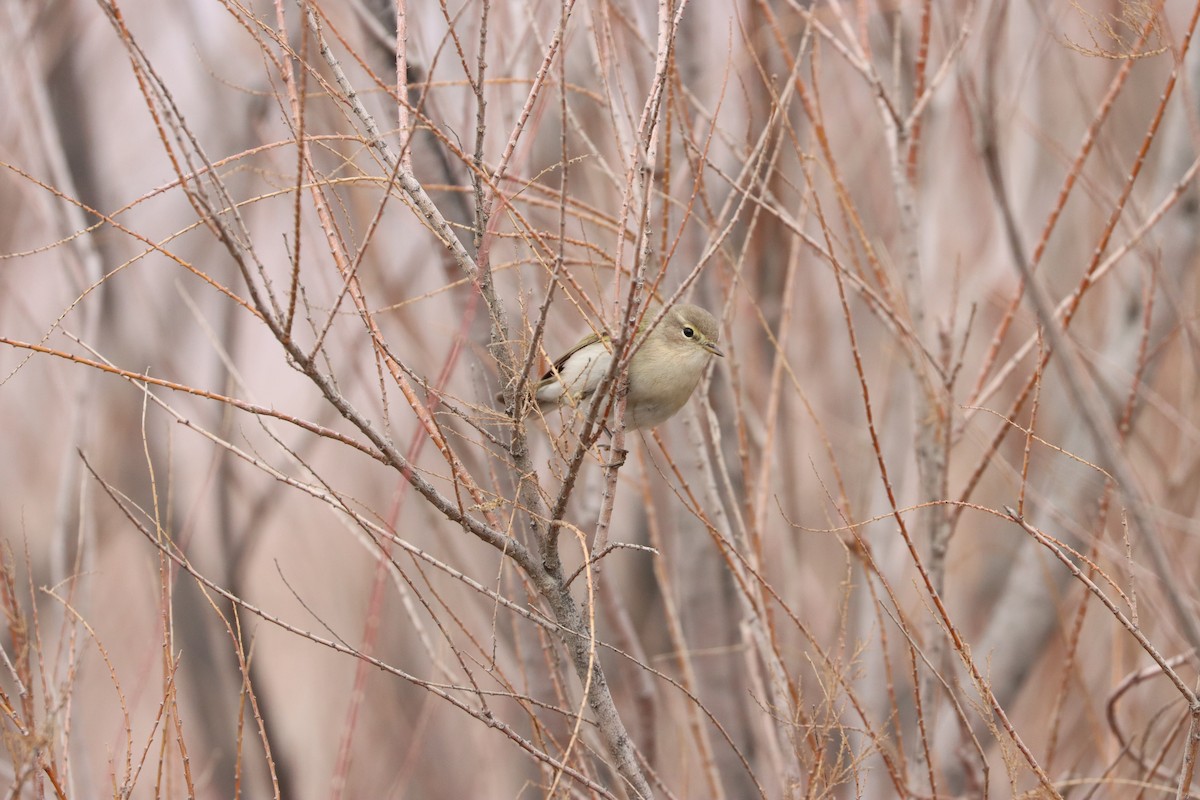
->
[533,303,724,430]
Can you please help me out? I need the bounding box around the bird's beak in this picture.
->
[704,342,725,358]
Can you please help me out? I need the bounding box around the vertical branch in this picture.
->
[283,3,308,339]
[905,0,932,183]
[396,0,411,171]
[469,0,488,253]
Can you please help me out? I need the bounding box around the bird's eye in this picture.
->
[683,326,695,338]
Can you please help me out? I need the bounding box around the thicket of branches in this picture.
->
[2,0,1199,797]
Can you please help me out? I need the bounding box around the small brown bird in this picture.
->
[534,304,724,429]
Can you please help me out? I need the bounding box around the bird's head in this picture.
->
[660,304,724,358]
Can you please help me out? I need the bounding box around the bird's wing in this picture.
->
[537,331,608,386]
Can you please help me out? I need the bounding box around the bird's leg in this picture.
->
[591,422,627,468]
[603,441,627,469]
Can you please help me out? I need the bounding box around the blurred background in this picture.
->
[2,0,1199,797]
